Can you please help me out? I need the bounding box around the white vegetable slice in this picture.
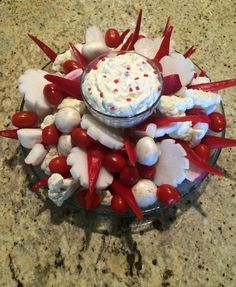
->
[67,147,113,189]
[18,69,52,117]
[134,37,176,59]
[85,26,106,44]
[190,76,210,86]
[82,42,108,61]
[17,128,42,149]
[24,143,47,165]
[154,139,189,187]
[80,114,124,149]
[136,137,160,166]
[185,163,205,182]
[160,53,195,86]
[132,179,157,208]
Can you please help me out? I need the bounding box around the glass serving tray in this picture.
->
[19,61,225,233]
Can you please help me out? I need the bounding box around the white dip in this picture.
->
[81,52,161,117]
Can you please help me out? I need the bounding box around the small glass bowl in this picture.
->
[80,51,163,128]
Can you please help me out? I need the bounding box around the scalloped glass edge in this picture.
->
[20,61,225,219]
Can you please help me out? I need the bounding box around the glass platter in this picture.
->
[19,61,225,233]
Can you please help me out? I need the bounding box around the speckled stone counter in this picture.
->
[0,0,235,286]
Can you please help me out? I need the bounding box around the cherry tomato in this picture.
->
[42,124,60,145]
[76,190,100,209]
[105,28,120,48]
[209,112,226,132]
[71,128,95,149]
[48,156,71,175]
[137,163,156,179]
[43,83,65,105]
[120,166,139,187]
[111,194,128,214]
[11,111,38,128]
[157,184,181,206]
[62,60,82,73]
[104,152,126,173]
[193,143,211,161]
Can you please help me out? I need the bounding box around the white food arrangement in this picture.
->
[1,10,236,220]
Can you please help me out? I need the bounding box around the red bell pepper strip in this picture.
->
[199,70,206,77]
[127,9,143,50]
[162,16,171,37]
[176,140,224,176]
[69,43,88,69]
[120,33,134,51]
[0,129,18,139]
[124,129,137,166]
[44,74,83,100]
[153,26,173,63]
[202,135,236,149]
[186,108,205,115]
[136,115,210,131]
[28,34,57,62]
[86,146,105,209]
[189,78,236,92]
[115,29,130,48]
[32,176,49,192]
[110,179,143,220]
[183,46,197,58]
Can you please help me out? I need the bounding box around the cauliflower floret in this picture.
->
[184,89,221,109]
[40,147,58,175]
[158,95,194,116]
[168,121,193,141]
[40,114,56,129]
[48,173,80,207]
[57,97,87,115]
[168,121,209,147]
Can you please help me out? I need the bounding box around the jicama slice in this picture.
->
[80,114,124,150]
[18,69,51,117]
[17,128,42,149]
[154,139,189,187]
[67,147,113,189]
[160,53,195,86]
[25,143,47,165]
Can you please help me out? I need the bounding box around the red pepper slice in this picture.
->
[110,179,143,220]
[153,26,173,63]
[120,33,134,51]
[28,34,57,62]
[136,115,210,131]
[32,176,49,192]
[0,129,18,139]
[69,43,88,69]
[162,16,171,37]
[189,78,236,92]
[202,135,236,149]
[199,70,206,77]
[44,74,83,100]
[124,129,137,166]
[183,46,197,58]
[176,140,224,176]
[185,108,205,115]
[86,146,105,209]
[115,29,130,48]
[127,9,143,50]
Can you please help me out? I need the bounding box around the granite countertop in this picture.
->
[0,0,235,286]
